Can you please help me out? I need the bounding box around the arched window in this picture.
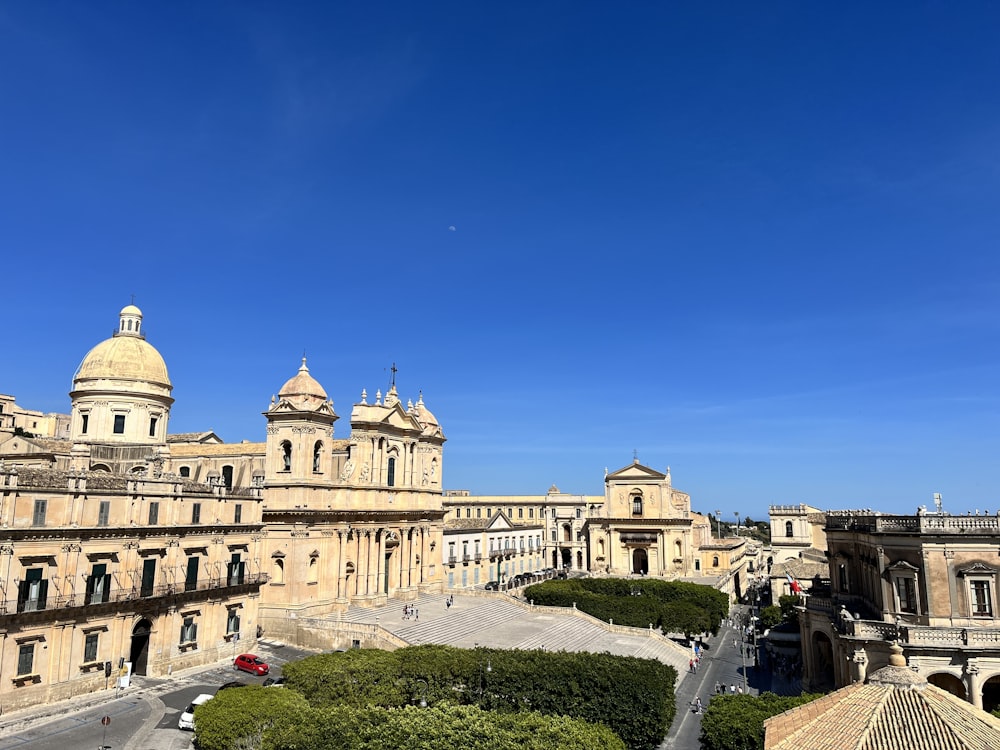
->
[674,540,683,559]
[695,559,701,571]
[785,521,794,537]
[222,465,233,489]
[631,494,643,515]
[179,466,191,478]
[712,556,720,568]
[313,441,323,472]
[281,441,292,471]
[563,524,572,542]
[308,556,319,583]
[387,457,396,487]
[272,558,285,584]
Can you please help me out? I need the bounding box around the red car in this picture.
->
[234,653,269,676]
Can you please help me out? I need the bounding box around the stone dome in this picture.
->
[74,306,171,388]
[278,358,328,408]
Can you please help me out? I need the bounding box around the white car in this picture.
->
[178,693,214,730]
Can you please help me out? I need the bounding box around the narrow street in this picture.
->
[663,605,798,749]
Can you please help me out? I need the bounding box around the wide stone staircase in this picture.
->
[334,591,692,682]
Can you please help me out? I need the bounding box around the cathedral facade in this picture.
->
[0,305,447,710]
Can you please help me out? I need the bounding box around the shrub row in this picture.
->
[197,690,626,750]
[524,577,730,636]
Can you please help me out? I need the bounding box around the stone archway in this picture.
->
[982,674,1000,713]
[632,548,648,575]
[811,631,835,690]
[928,672,967,701]
[130,618,153,676]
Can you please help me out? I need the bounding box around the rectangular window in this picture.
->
[84,633,99,663]
[149,417,158,437]
[18,568,48,612]
[148,502,159,525]
[529,508,534,518]
[141,558,156,597]
[466,508,471,518]
[17,644,34,676]
[518,508,523,519]
[234,504,243,524]
[971,580,993,617]
[896,577,917,614]
[86,563,111,605]
[81,413,89,434]
[32,499,47,526]
[113,414,126,434]
[191,503,201,524]
[185,556,199,592]
[551,530,557,542]
[97,501,110,526]
[227,553,245,586]
[180,616,197,644]
[227,609,241,635]
[476,507,481,518]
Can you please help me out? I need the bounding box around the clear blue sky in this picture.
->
[3,3,999,520]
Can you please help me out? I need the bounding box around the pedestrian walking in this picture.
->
[693,697,703,714]
[729,683,736,694]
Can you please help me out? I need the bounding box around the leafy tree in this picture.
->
[280,644,675,750]
[699,693,821,750]
[778,595,800,624]
[758,605,782,631]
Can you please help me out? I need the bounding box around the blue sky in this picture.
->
[3,3,1000,519]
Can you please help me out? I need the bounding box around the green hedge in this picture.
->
[279,644,675,750]
[266,704,626,750]
[524,578,729,636]
[194,685,310,750]
[698,693,822,750]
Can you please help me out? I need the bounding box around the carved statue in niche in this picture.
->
[430,460,437,482]
[421,465,429,486]
[360,462,370,482]
[340,459,355,481]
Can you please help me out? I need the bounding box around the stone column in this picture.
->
[851,648,868,683]
[334,529,343,600]
[366,530,378,596]
[419,526,428,585]
[352,531,362,598]
[966,660,982,709]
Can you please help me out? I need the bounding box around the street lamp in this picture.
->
[413,678,429,708]
[734,512,740,537]
[714,510,721,539]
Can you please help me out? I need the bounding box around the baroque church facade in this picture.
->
[0,305,446,710]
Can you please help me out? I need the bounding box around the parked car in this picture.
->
[216,680,248,693]
[263,676,286,687]
[178,693,213,730]
[484,580,500,591]
[234,653,270,676]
